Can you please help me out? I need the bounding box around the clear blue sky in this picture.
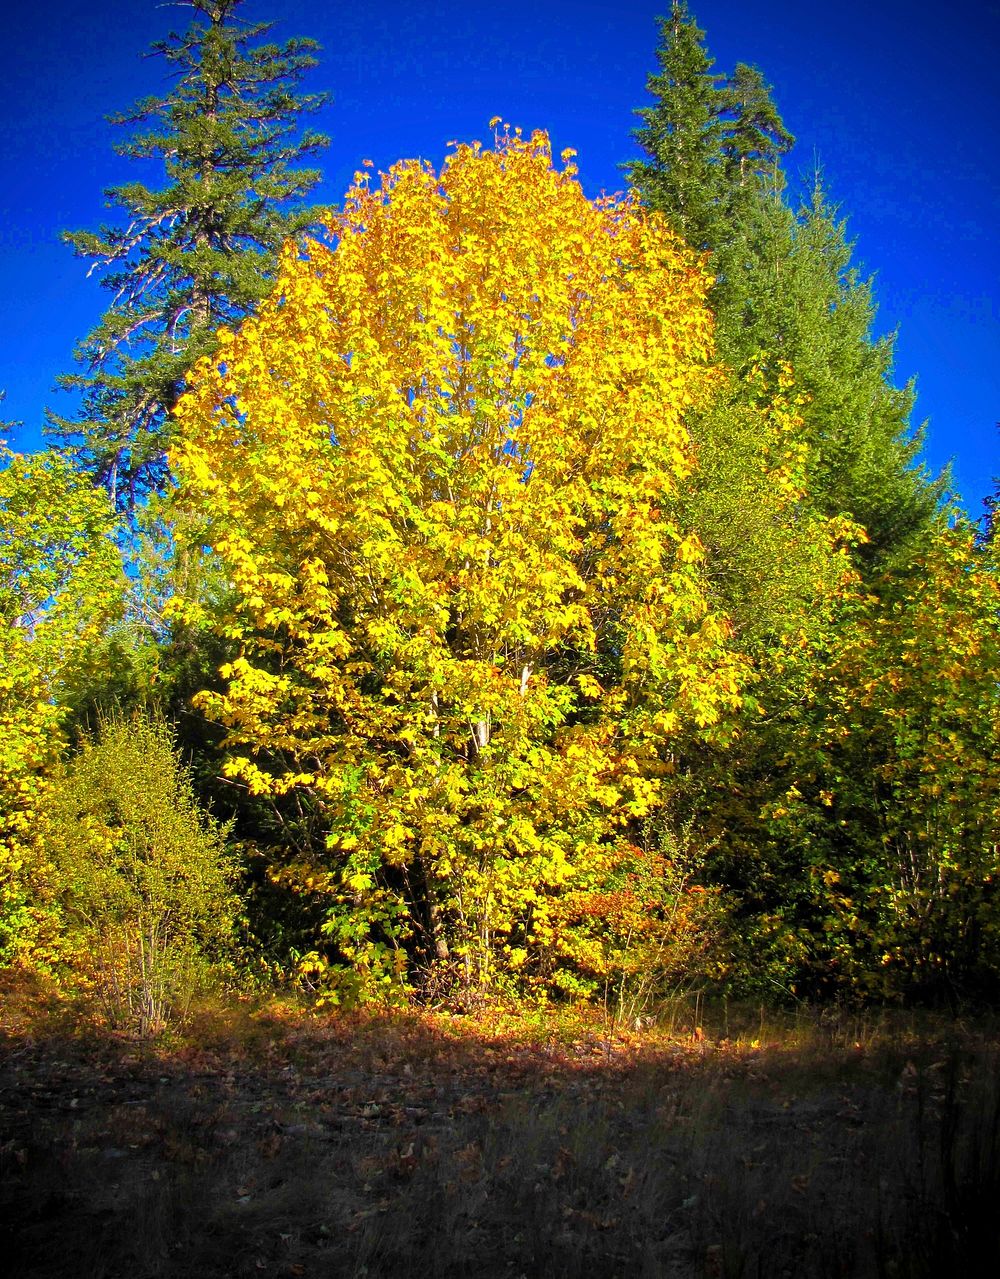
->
[3,0,997,515]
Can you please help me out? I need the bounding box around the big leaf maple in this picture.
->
[172,128,749,998]
[808,526,1000,999]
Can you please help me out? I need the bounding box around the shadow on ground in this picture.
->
[2,974,998,1278]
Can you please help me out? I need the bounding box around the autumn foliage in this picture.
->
[170,129,754,999]
[0,448,122,962]
[3,119,998,1017]
[773,527,1000,998]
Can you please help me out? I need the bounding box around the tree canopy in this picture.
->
[0,447,124,960]
[1,4,995,1017]
[48,0,329,508]
[627,1,940,569]
[169,130,781,996]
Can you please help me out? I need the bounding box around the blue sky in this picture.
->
[3,0,997,515]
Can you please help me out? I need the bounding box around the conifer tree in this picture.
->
[986,492,999,545]
[0,392,15,439]
[721,63,795,202]
[982,439,999,544]
[626,6,951,1001]
[48,0,329,508]
[717,184,940,562]
[627,5,939,565]
[625,2,729,251]
[626,5,794,253]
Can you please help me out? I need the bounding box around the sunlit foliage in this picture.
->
[0,447,123,958]
[171,128,765,999]
[37,711,240,1035]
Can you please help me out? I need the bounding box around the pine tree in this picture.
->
[981,432,999,545]
[48,0,329,508]
[716,183,941,562]
[624,2,729,251]
[625,5,794,254]
[721,63,795,202]
[628,5,939,565]
[0,392,16,440]
[626,8,955,1001]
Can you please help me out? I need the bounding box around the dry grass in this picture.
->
[1,973,998,1278]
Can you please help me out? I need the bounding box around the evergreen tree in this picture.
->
[625,2,729,251]
[716,183,941,563]
[626,6,952,1001]
[627,5,939,565]
[48,0,329,508]
[981,434,999,544]
[0,392,16,439]
[721,62,795,202]
[986,491,999,545]
[625,5,794,254]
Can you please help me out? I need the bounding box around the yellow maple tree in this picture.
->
[172,127,748,998]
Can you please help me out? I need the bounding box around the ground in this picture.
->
[1,974,997,1277]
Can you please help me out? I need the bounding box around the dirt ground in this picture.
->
[2,975,997,1278]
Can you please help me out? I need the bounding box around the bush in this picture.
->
[39,711,240,1035]
[532,817,727,1020]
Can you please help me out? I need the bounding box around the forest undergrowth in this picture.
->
[2,971,998,1279]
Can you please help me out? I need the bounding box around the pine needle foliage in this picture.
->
[627,2,940,569]
[625,2,794,252]
[48,0,329,509]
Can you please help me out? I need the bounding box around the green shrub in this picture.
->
[40,710,240,1035]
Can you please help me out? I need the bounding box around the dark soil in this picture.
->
[2,975,998,1277]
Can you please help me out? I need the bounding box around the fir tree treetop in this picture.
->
[48,0,330,509]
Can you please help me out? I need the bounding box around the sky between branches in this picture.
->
[2,0,997,513]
